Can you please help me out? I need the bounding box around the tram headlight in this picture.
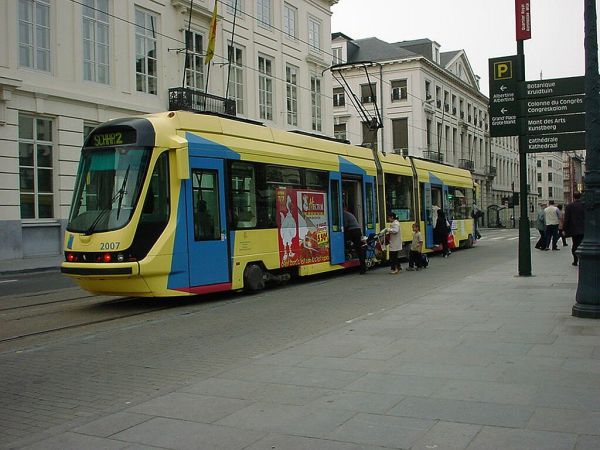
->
[116,253,125,263]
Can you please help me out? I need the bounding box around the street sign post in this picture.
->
[521,76,585,98]
[522,94,585,117]
[520,113,585,135]
[524,132,586,153]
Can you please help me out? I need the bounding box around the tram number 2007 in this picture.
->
[100,242,121,250]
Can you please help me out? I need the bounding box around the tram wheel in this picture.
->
[244,263,266,292]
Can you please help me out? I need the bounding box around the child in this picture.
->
[384,212,402,274]
[407,222,423,271]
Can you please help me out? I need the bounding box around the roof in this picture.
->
[440,50,461,67]
[348,37,419,63]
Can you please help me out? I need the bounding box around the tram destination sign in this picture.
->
[524,132,585,153]
[521,76,585,99]
[489,55,522,137]
[520,113,585,135]
[523,94,585,117]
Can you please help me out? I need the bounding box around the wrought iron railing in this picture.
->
[485,165,497,177]
[168,87,236,116]
[458,159,475,172]
[423,150,444,163]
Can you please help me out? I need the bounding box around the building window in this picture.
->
[537,187,542,197]
[257,0,272,28]
[184,30,204,90]
[82,0,109,83]
[258,55,273,120]
[18,0,51,71]
[308,17,321,54]
[19,114,54,219]
[332,47,342,65]
[537,159,541,167]
[224,0,243,15]
[391,80,407,101]
[311,74,322,132]
[537,172,542,182]
[548,172,553,182]
[283,3,297,39]
[548,186,553,197]
[548,159,552,168]
[392,118,408,151]
[425,80,431,100]
[361,83,376,104]
[333,87,345,107]
[334,123,346,141]
[286,65,298,126]
[228,45,244,114]
[135,7,158,94]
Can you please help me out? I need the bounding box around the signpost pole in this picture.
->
[573,0,600,318]
[517,40,532,276]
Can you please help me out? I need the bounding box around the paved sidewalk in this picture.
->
[10,246,600,450]
[0,255,62,275]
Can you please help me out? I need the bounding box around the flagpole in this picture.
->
[205,0,218,94]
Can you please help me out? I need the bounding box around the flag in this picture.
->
[205,0,218,65]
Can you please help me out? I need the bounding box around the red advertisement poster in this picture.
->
[276,188,330,267]
[515,0,531,41]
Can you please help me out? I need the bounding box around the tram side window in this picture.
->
[141,152,170,224]
[306,169,328,190]
[366,183,375,229]
[447,187,473,220]
[385,174,413,221]
[231,162,257,229]
[192,170,220,240]
[330,179,341,231]
[258,165,301,228]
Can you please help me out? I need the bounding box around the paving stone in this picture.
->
[465,426,576,450]
[307,390,404,414]
[534,385,600,411]
[297,355,390,373]
[72,412,152,437]
[528,407,600,435]
[18,432,128,450]
[181,378,334,406]
[215,403,354,437]
[575,434,600,450]
[244,433,385,450]
[410,421,481,450]
[111,416,265,450]
[562,358,600,374]
[343,372,444,397]
[434,379,538,405]
[127,392,251,423]
[218,364,365,389]
[386,361,500,382]
[528,344,595,358]
[388,396,534,428]
[325,412,434,448]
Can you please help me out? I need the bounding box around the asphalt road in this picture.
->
[0,270,76,297]
[0,228,526,446]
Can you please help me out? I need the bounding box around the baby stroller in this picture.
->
[364,233,385,269]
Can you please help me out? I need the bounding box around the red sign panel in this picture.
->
[516,0,531,40]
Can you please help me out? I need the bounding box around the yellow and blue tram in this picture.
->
[61,111,475,297]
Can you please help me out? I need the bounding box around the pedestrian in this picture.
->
[383,212,402,274]
[434,209,451,257]
[344,206,366,274]
[563,191,585,266]
[544,200,560,250]
[557,204,568,247]
[471,203,482,239]
[535,203,547,250]
[407,222,424,271]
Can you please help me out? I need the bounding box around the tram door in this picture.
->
[423,183,443,248]
[187,157,230,288]
[328,172,345,264]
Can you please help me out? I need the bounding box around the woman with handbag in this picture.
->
[434,209,451,258]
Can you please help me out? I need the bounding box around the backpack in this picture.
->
[421,253,429,268]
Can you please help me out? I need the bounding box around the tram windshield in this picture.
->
[67,147,151,233]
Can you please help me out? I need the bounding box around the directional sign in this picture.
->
[520,113,585,135]
[522,94,585,117]
[489,55,522,137]
[521,76,585,99]
[523,132,585,153]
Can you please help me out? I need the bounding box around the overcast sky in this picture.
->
[331,0,594,96]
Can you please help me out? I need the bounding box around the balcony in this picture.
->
[168,87,236,116]
[485,165,497,178]
[423,150,444,163]
[458,159,475,172]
